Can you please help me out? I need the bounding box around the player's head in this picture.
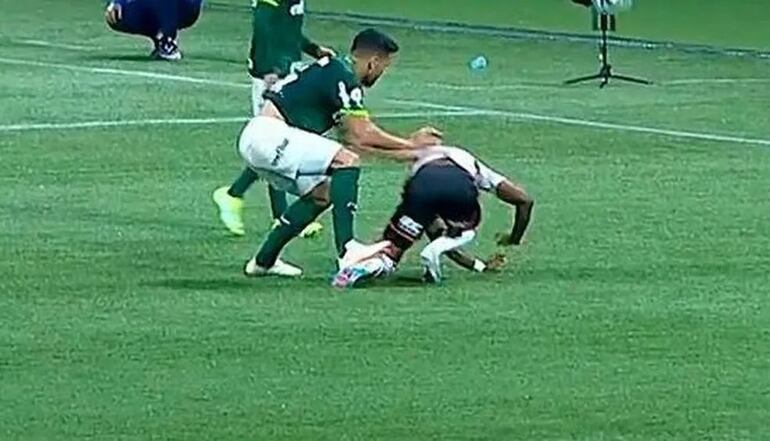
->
[351,28,399,87]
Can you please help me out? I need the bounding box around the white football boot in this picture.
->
[244,257,303,278]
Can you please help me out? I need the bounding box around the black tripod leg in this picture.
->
[612,74,654,85]
[564,73,603,85]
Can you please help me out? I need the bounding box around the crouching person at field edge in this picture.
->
[104,0,204,61]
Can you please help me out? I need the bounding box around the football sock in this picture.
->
[255,197,325,268]
[330,167,361,255]
[268,186,289,220]
[228,168,259,198]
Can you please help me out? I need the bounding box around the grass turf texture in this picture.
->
[214,0,770,51]
[1,1,770,440]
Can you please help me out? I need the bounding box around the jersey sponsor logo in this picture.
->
[271,138,290,167]
[289,0,305,16]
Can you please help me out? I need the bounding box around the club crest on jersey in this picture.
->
[290,0,305,16]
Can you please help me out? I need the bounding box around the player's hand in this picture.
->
[263,73,280,89]
[105,2,122,26]
[316,46,337,59]
[484,252,508,272]
[409,126,443,147]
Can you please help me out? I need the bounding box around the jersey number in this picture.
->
[289,0,305,16]
[337,82,363,109]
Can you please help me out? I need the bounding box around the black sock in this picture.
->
[228,168,259,198]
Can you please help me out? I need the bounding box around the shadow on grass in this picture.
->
[83,53,156,62]
[82,52,243,65]
[143,273,430,293]
[143,277,256,291]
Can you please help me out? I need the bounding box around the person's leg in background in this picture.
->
[213,76,323,238]
[105,0,158,42]
[179,0,203,30]
[212,78,277,237]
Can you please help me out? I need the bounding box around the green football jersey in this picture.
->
[248,0,311,78]
[265,56,369,135]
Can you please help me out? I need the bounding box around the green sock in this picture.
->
[255,197,326,268]
[330,167,361,255]
[268,186,289,219]
[228,168,259,198]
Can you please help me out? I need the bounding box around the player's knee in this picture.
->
[180,1,203,29]
[309,183,332,208]
[523,194,535,209]
[332,149,360,168]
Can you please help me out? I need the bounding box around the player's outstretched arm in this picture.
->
[341,116,442,153]
[495,180,534,246]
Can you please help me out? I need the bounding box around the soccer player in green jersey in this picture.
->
[213,0,334,237]
[235,29,442,277]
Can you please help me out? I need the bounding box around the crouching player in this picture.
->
[333,146,534,287]
[104,0,203,60]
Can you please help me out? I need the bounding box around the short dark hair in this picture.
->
[351,28,399,55]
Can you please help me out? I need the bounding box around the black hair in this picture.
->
[350,28,399,54]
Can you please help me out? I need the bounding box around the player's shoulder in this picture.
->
[324,56,359,82]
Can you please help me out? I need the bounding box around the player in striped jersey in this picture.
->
[333,146,534,287]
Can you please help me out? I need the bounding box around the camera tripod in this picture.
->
[565,13,652,88]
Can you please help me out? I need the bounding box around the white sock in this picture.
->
[420,230,476,279]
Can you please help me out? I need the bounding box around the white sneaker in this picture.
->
[337,240,391,270]
[244,257,303,278]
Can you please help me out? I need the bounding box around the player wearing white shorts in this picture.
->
[213,0,334,237]
[234,29,442,277]
[332,146,535,288]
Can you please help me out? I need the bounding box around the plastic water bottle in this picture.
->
[469,55,488,71]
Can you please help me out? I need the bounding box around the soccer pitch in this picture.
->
[1,1,769,440]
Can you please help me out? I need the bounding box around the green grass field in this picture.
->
[1,1,770,440]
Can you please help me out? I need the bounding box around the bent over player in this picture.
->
[235,29,442,277]
[333,146,534,287]
[213,0,334,237]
